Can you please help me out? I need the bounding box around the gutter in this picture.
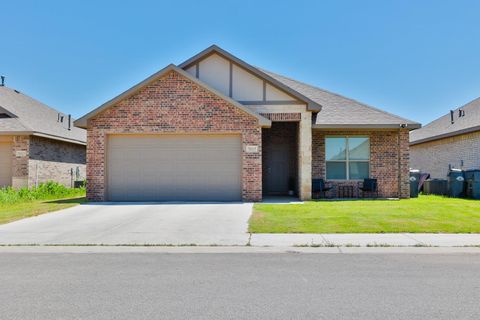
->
[313,123,421,130]
[0,131,86,145]
[32,132,86,145]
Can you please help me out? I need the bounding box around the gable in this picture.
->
[75,65,271,128]
[89,70,268,131]
[182,52,303,104]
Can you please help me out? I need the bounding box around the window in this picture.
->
[326,136,370,180]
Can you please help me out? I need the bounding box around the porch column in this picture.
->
[298,112,312,200]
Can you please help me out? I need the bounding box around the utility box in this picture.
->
[447,169,465,198]
[409,170,421,198]
[423,179,448,196]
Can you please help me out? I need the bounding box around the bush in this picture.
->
[0,181,86,205]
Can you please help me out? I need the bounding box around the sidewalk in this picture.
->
[249,233,480,247]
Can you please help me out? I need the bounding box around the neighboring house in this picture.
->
[0,84,86,188]
[410,97,480,178]
[75,45,420,202]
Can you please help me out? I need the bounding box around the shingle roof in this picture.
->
[260,69,421,129]
[410,97,480,145]
[0,86,86,144]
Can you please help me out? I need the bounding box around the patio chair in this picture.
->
[312,179,333,199]
[358,178,378,198]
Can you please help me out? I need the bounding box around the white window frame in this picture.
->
[325,135,370,180]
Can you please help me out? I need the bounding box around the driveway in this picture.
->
[0,203,253,245]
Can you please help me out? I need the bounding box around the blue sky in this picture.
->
[1,0,479,125]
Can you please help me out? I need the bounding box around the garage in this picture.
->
[106,134,242,201]
[0,141,12,187]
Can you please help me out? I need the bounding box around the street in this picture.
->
[1,251,479,319]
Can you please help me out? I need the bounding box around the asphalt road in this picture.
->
[1,252,479,319]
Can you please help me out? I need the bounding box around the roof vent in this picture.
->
[450,110,454,124]
[458,109,465,117]
[0,76,4,86]
[68,114,71,131]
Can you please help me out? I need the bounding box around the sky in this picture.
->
[1,0,479,125]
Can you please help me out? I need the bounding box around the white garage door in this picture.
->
[107,134,242,201]
[0,142,12,187]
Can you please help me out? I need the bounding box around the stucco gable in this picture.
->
[179,45,322,111]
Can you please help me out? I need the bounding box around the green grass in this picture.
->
[0,181,86,204]
[250,195,480,233]
[0,197,86,225]
[0,182,86,224]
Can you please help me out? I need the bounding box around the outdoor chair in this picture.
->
[312,178,333,199]
[358,178,378,198]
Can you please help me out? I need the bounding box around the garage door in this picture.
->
[107,134,242,201]
[0,142,12,187]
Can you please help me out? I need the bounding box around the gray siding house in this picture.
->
[0,84,86,188]
[410,97,480,178]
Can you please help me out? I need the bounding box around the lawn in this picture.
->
[0,182,87,225]
[0,197,86,225]
[250,195,480,233]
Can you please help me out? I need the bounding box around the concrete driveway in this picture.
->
[0,203,253,245]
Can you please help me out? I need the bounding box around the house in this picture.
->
[0,82,86,188]
[75,45,420,202]
[410,97,480,178]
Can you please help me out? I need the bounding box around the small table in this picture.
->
[338,185,355,198]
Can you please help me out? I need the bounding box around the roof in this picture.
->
[76,45,420,131]
[178,45,322,112]
[74,64,271,128]
[0,86,86,144]
[260,69,421,130]
[410,97,480,145]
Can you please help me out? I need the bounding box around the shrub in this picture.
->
[0,181,86,205]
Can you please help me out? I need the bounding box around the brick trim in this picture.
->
[260,113,301,122]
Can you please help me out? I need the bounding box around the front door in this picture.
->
[264,143,290,194]
[262,122,298,196]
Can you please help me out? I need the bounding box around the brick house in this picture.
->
[0,85,86,188]
[410,97,480,178]
[75,45,419,202]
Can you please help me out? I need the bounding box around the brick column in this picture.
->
[12,135,30,188]
[399,128,410,198]
[298,112,312,200]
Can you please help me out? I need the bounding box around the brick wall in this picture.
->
[86,70,262,201]
[28,136,86,187]
[410,130,480,179]
[312,129,410,198]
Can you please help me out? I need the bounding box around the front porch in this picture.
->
[260,112,312,201]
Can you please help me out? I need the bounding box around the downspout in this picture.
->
[35,162,39,188]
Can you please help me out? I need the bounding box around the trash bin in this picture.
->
[447,169,465,198]
[423,179,448,196]
[464,169,480,199]
[409,170,421,198]
[464,169,480,182]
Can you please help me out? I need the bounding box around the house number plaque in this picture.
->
[245,145,258,153]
